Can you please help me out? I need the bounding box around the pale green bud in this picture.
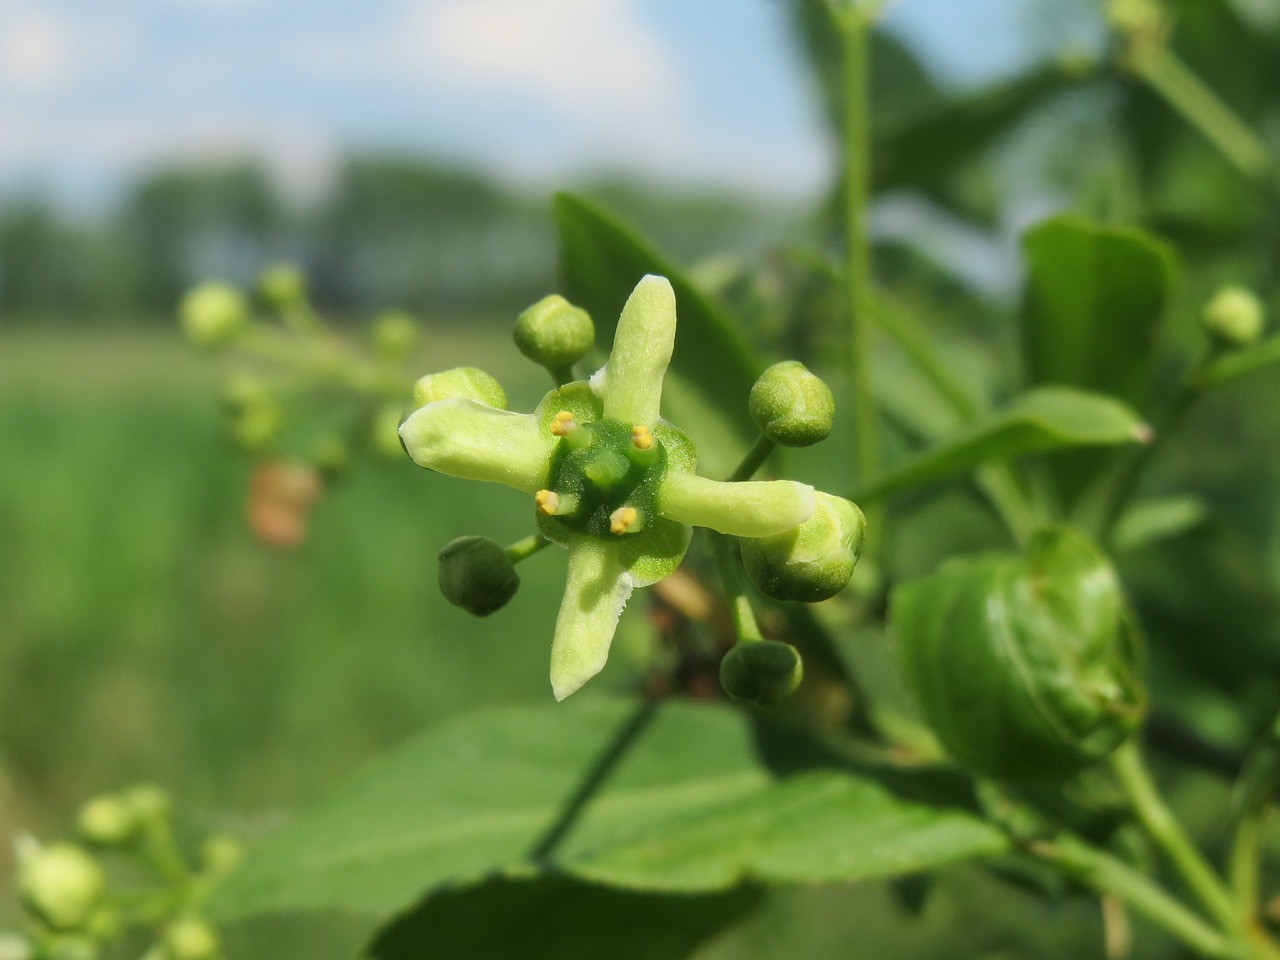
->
[411,368,507,410]
[1105,0,1163,34]
[438,536,520,617]
[0,934,35,960]
[179,283,248,350]
[256,263,307,312]
[1203,285,1265,347]
[164,918,220,960]
[18,844,105,931]
[76,795,137,846]
[220,375,271,414]
[513,295,594,372]
[121,784,172,825]
[741,493,866,602]
[370,403,408,460]
[719,641,803,708]
[748,361,835,447]
[200,836,244,878]
[310,436,350,477]
[371,310,421,361]
[230,399,282,454]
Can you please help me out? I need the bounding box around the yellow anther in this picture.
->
[535,489,560,516]
[631,424,653,451]
[550,411,577,437]
[609,506,639,535]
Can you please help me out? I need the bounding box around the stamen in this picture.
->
[550,411,577,437]
[609,506,640,535]
[631,424,654,451]
[535,489,560,516]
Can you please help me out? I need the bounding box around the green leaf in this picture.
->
[1112,496,1209,553]
[893,526,1146,781]
[369,875,763,960]
[553,193,762,476]
[853,387,1150,502]
[1197,335,1280,388]
[1021,215,1176,408]
[210,699,1005,923]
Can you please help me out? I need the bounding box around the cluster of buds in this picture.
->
[2,786,241,960]
[399,275,865,706]
[177,264,422,548]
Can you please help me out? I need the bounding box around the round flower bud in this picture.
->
[121,784,172,825]
[438,536,520,617]
[229,395,282,454]
[741,494,866,602]
[164,917,220,960]
[200,836,245,878]
[76,795,137,846]
[18,844,105,931]
[310,436,350,477]
[894,526,1146,781]
[513,295,594,372]
[411,368,507,410]
[372,310,421,361]
[256,263,307,312]
[1105,0,1163,34]
[179,283,248,350]
[748,361,835,447]
[1203,285,1265,347]
[719,640,804,708]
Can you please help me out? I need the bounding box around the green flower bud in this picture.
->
[229,398,282,454]
[894,526,1146,781]
[164,918,220,960]
[748,361,835,447]
[411,368,507,410]
[371,310,421,361]
[1203,285,1265,347]
[0,934,35,960]
[1105,0,1163,34]
[84,906,122,942]
[76,795,137,846]
[741,494,865,602]
[40,936,97,960]
[220,375,271,414]
[178,283,248,350]
[256,263,307,312]
[200,836,244,879]
[719,640,804,708]
[18,844,105,931]
[438,536,520,617]
[310,436,350,477]
[513,295,594,372]
[121,784,172,825]
[371,403,409,460]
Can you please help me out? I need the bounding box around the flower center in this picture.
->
[536,414,666,537]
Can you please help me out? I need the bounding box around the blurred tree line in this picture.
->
[0,158,797,325]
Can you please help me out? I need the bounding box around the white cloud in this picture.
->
[0,10,76,92]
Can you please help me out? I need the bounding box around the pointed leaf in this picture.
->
[1197,335,1280,388]
[853,387,1150,502]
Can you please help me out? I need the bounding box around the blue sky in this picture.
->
[0,0,1066,209]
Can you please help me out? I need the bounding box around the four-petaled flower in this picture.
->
[400,275,816,699]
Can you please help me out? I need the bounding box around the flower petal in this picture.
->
[550,538,633,701]
[596,275,676,427]
[399,397,552,493]
[659,474,815,537]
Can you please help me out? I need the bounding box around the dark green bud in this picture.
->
[748,361,835,447]
[741,493,865,602]
[164,917,220,960]
[179,283,248,350]
[18,844,105,931]
[513,295,594,372]
[1203,285,1265,347]
[372,310,421,361]
[76,795,137,846]
[438,536,520,617]
[257,263,307,312]
[894,526,1145,781]
[719,640,803,708]
[411,368,507,410]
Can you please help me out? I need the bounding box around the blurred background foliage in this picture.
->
[3,0,1280,957]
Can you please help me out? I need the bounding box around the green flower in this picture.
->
[400,275,816,699]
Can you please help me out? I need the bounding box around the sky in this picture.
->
[0,0,1061,210]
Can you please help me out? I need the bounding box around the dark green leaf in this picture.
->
[210,698,1005,923]
[553,193,761,476]
[1198,335,1280,388]
[853,387,1149,502]
[1111,496,1210,553]
[1021,215,1176,408]
[369,875,762,960]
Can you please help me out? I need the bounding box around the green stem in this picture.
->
[974,463,1038,546]
[1229,811,1263,921]
[728,435,778,482]
[1136,48,1274,185]
[1111,742,1241,932]
[505,533,551,564]
[548,364,575,388]
[871,294,982,422]
[833,3,882,550]
[1032,834,1237,959]
[712,533,764,643]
